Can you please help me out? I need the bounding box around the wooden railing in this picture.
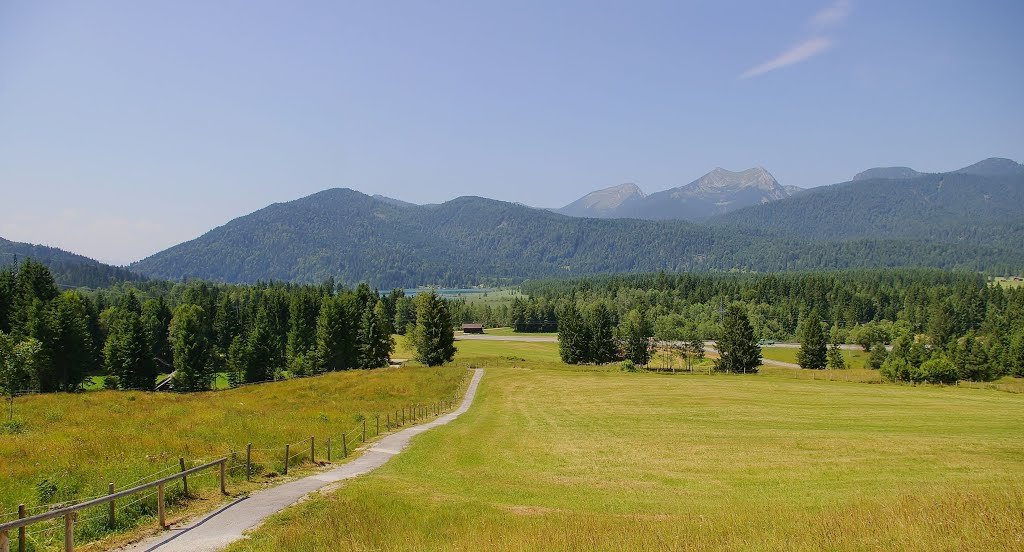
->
[0,458,227,552]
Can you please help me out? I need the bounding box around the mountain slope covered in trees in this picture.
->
[130,188,1024,287]
[707,163,1024,250]
[0,237,146,288]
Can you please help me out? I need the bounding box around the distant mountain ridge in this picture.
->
[556,166,796,221]
[557,183,646,218]
[0,237,146,288]
[130,171,1024,287]
[709,159,1024,250]
[852,157,1023,181]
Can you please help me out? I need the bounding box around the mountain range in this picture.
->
[5,157,1022,288]
[555,166,798,221]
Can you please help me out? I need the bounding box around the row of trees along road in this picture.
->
[0,260,456,412]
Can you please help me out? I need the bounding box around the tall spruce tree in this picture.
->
[796,310,827,369]
[412,291,456,366]
[714,303,761,373]
[557,301,589,364]
[246,302,279,382]
[314,293,358,371]
[168,304,213,391]
[104,306,155,389]
[357,300,394,368]
[620,308,652,366]
[587,302,617,364]
[286,290,318,369]
[39,292,95,391]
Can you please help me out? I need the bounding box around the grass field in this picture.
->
[228,340,1024,552]
[0,366,465,550]
[761,345,872,367]
[993,276,1024,288]
[478,327,558,338]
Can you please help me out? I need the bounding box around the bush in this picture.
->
[880,357,911,382]
[620,359,637,372]
[103,375,121,390]
[867,344,888,369]
[920,357,958,384]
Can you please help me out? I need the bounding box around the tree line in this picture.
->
[0,260,456,407]
[533,269,1023,381]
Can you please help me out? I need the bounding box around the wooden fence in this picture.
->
[0,387,468,552]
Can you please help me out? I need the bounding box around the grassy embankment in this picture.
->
[230,338,1024,551]
[0,365,466,550]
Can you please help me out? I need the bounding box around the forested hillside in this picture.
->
[131,189,1023,287]
[708,169,1024,249]
[0,237,146,288]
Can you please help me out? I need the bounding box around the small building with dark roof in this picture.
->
[462,323,485,334]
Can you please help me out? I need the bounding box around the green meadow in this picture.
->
[229,339,1024,552]
[0,366,465,550]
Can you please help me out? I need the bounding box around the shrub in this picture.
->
[920,357,958,384]
[620,359,637,372]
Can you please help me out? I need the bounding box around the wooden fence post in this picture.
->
[64,512,75,552]
[246,443,252,481]
[342,434,347,458]
[310,436,315,464]
[157,483,166,528]
[402,407,406,424]
[362,419,366,443]
[327,437,332,462]
[375,414,379,436]
[108,483,115,529]
[387,413,390,431]
[220,460,226,494]
[284,444,290,475]
[1,529,8,552]
[18,503,25,552]
[179,457,189,497]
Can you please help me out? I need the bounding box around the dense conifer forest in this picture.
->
[0,260,456,398]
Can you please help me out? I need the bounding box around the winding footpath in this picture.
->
[118,368,484,552]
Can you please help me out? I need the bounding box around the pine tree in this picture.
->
[868,343,888,369]
[620,308,652,366]
[557,301,589,364]
[357,300,394,368]
[796,310,827,369]
[587,302,617,364]
[142,297,173,371]
[104,306,155,389]
[956,331,992,381]
[40,292,95,391]
[286,290,318,366]
[412,291,456,366]
[246,302,279,383]
[714,304,760,373]
[315,294,357,371]
[169,304,213,391]
[226,335,249,387]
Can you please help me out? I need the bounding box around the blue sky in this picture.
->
[1,0,1022,264]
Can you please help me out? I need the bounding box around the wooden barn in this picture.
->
[461,323,485,334]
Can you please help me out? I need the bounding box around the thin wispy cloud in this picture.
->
[810,0,851,29]
[740,1,852,79]
[740,37,833,79]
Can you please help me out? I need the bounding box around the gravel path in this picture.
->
[118,368,484,552]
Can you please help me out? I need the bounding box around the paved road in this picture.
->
[118,368,484,552]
